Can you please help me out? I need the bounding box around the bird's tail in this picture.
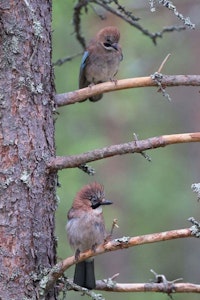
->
[79,93,103,102]
[74,259,96,289]
[89,94,103,102]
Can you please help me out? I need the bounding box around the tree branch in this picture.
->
[95,281,200,293]
[57,278,200,295]
[53,52,82,66]
[157,0,195,29]
[55,75,200,106]
[47,132,200,171]
[40,227,194,293]
[73,1,192,46]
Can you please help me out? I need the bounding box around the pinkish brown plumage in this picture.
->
[79,26,123,102]
[66,182,112,289]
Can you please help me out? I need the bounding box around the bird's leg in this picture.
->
[75,248,81,261]
[91,243,98,253]
[88,82,95,88]
[110,77,117,85]
[104,234,112,243]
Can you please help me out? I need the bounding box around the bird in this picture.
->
[79,26,123,102]
[66,182,112,289]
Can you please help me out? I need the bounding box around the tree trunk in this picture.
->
[0,1,57,299]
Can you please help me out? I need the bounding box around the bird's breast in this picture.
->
[85,51,121,83]
[66,210,107,251]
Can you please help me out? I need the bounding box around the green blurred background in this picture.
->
[52,1,200,299]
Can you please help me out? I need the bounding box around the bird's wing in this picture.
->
[79,51,89,89]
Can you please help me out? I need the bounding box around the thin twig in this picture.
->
[53,52,82,66]
[157,53,171,73]
[133,132,152,162]
[110,219,119,236]
[78,164,96,175]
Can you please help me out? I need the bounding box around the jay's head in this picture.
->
[96,26,121,53]
[74,182,112,210]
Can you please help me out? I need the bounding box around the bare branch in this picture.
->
[57,277,200,296]
[92,0,140,23]
[47,132,200,171]
[58,277,200,295]
[55,75,200,107]
[53,52,82,67]
[73,1,88,50]
[72,1,192,46]
[61,279,104,299]
[93,1,188,44]
[157,1,195,29]
[40,227,192,293]
[95,281,200,293]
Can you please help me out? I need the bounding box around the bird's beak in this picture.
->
[112,43,119,51]
[101,198,113,205]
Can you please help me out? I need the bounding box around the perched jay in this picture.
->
[79,26,123,102]
[66,182,112,289]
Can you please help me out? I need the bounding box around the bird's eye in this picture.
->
[90,195,101,209]
[103,42,112,48]
[88,195,94,201]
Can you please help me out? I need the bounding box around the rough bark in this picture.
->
[0,1,57,299]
